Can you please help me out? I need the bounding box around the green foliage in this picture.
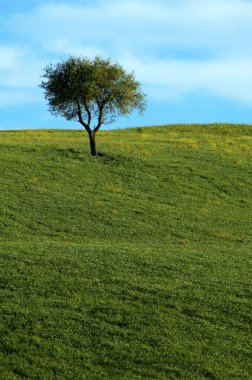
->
[40,56,146,128]
[0,124,251,379]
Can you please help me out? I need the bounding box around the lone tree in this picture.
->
[40,56,146,156]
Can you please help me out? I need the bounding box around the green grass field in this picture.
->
[0,124,251,379]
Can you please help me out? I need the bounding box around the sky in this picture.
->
[1,0,252,130]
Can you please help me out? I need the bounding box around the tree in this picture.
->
[40,56,146,156]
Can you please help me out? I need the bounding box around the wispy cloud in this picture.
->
[0,45,43,87]
[121,55,252,104]
[1,0,252,109]
[44,39,103,58]
[0,46,25,70]
[10,0,252,56]
[0,89,41,108]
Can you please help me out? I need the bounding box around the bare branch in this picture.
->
[83,98,92,127]
[94,104,104,133]
[77,102,90,132]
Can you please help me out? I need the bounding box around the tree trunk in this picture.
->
[88,131,97,156]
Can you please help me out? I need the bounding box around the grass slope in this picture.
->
[0,124,251,379]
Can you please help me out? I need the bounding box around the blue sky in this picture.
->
[1,0,252,130]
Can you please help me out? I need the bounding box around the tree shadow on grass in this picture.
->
[98,152,140,167]
[56,148,141,169]
[56,148,117,162]
[57,148,86,161]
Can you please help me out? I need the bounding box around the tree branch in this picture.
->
[94,104,104,133]
[83,98,92,127]
[77,102,90,132]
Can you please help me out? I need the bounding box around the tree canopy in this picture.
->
[40,56,146,155]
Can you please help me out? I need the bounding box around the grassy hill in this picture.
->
[0,124,251,379]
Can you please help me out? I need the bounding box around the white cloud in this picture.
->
[1,0,252,107]
[44,39,103,58]
[0,45,44,107]
[10,0,252,56]
[0,89,41,108]
[0,46,26,70]
[124,56,252,104]
[0,45,43,88]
